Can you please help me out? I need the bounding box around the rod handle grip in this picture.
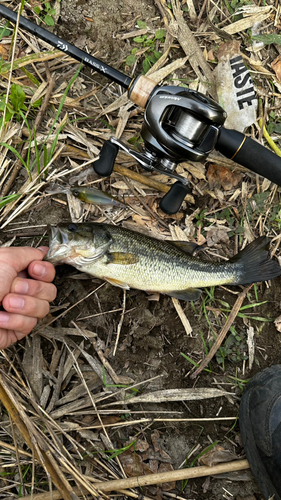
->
[217,128,281,185]
[94,141,118,177]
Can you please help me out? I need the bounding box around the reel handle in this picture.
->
[94,140,118,177]
[217,128,281,185]
[159,181,191,214]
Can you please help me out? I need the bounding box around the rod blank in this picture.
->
[0,4,132,89]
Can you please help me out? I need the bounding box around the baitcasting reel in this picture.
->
[94,81,281,214]
[95,86,227,214]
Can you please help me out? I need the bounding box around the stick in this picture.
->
[19,459,250,500]
[172,297,192,336]
[191,284,252,378]
[62,144,195,203]
[113,289,126,356]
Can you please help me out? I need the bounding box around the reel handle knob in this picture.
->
[94,140,119,177]
[159,181,191,214]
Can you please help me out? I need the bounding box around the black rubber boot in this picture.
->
[239,365,281,500]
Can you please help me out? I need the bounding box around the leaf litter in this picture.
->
[0,0,281,498]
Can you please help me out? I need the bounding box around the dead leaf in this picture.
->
[151,430,161,453]
[181,162,206,180]
[198,445,238,467]
[148,459,159,473]
[271,55,281,82]
[207,164,242,191]
[205,227,230,247]
[0,44,8,59]
[135,439,150,453]
[197,233,207,246]
[119,449,154,477]
[108,387,230,405]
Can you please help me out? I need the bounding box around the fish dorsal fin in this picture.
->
[166,288,202,301]
[168,241,202,256]
[106,252,139,265]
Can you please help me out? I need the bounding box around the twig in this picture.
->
[197,0,209,27]
[113,289,126,356]
[18,459,250,499]
[171,297,192,336]
[191,284,252,378]
[73,416,237,429]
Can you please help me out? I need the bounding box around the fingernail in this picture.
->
[38,246,48,252]
[15,280,29,294]
[33,263,46,277]
[9,296,25,309]
[0,313,9,323]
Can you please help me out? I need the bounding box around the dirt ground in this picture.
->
[1,0,281,499]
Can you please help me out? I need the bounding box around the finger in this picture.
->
[0,263,17,302]
[17,271,28,279]
[0,312,37,339]
[0,328,32,349]
[10,278,57,302]
[2,294,50,319]
[28,261,56,283]
[0,246,48,274]
[0,247,49,302]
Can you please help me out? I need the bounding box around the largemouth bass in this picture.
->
[46,223,281,301]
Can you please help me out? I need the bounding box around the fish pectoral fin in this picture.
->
[167,241,203,256]
[104,277,130,290]
[166,288,202,301]
[106,252,139,265]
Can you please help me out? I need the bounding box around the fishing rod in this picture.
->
[1,4,281,214]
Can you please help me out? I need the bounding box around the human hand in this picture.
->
[0,247,57,349]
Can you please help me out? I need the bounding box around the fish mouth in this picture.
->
[48,224,59,243]
[45,225,73,264]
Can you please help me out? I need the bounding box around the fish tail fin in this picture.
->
[230,236,281,285]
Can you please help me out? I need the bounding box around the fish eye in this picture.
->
[68,223,77,232]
